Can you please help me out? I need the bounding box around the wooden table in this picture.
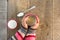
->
[7,0,60,40]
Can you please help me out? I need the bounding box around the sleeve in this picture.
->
[24,27,36,40]
[8,26,27,40]
[24,34,36,40]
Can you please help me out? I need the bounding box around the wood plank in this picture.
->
[0,0,7,40]
[53,0,60,40]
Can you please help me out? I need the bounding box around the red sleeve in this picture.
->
[15,31,23,40]
[24,35,36,40]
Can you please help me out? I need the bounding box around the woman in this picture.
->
[9,13,40,40]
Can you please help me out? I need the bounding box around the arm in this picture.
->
[8,26,27,40]
[24,28,36,40]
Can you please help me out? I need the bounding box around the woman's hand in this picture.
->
[31,15,40,30]
[22,14,29,29]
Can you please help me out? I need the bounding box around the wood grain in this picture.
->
[7,0,60,40]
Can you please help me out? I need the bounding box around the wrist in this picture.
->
[26,26,36,36]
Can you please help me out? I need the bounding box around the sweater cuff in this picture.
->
[18,26,27,37]
[26,28,36,36]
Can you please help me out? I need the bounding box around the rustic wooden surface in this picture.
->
[53,0,60,40]
[7,0,53,40]
[0,0,60,40]
[0,0,7,40]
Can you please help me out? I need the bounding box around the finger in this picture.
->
[35,15,40,23]
[22,14,30,29]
